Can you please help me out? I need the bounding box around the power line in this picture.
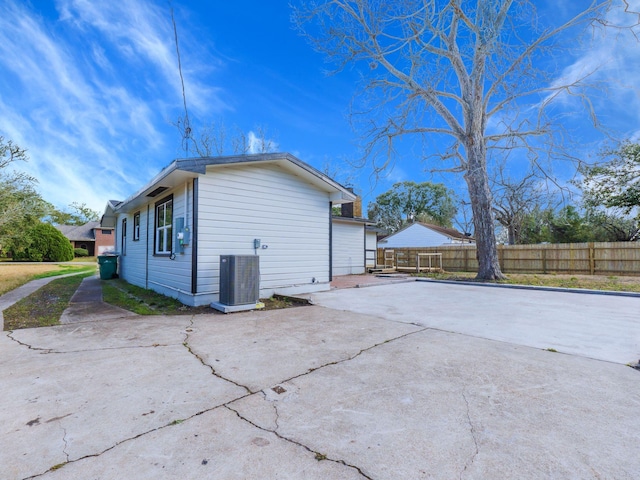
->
[171,5,191,157]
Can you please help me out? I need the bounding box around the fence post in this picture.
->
[542,247,547,274]
[589,242,595,275]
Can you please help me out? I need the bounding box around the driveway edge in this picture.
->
[415,277,640,298]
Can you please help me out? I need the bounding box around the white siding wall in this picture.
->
[332,221,365,275]
[116,208,150,288]
[378,224,451,248]
[197,164,331,301]
[116,182,194,303]
[365,230,377,267]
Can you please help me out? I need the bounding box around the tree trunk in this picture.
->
[508,224,516,246]
[464,137,506,280]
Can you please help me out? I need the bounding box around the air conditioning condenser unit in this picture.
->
[219,255,260,306]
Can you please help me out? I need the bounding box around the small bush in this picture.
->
[74,248,89,257]
[12,223,74,262]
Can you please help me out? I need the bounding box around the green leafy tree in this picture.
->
[584,208,640,242]
[580,142,640,215]
[548,206,592,244]
[0,136,51,254]
[367,181,457,233]
[11,223,74,262]
[519,207,553,245]
[293,0,628,279]
[517,205,633,244]
[49,202,100,226]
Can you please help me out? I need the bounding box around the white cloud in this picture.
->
[247,130,279,154]
[0,0,228,212]
[56,0,228,116]
[545,1,640,130]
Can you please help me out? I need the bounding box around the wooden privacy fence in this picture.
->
[377,242,640,276]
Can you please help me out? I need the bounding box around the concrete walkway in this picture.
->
[59,276,137,324]
[0,275,135,330]
[2,280,640,479]
[0,273,80,330]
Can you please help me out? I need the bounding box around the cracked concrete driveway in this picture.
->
[2,281,640,479]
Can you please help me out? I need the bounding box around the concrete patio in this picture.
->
[2,279,639,479]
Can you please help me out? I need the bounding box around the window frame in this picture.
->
[121,218,127,256]
[154,195,173,256]
[133,212,141,241]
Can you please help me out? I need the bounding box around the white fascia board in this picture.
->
[115,162,198,213]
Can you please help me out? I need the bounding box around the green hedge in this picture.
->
[74,248,89,257]
[12,223,74,262]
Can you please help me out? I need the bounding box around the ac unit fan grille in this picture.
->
[219,255,260,305]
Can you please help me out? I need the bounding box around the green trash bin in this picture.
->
[98,255,118,280]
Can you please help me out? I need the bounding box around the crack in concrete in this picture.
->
[281,327,430,386]
[459,390,479,480]
[5,332,53,353]
[182,316,254,395]
[61,426,70,463]
[43,345,172,354]
[22,403,238,480]
[220,329,437,480]
[20,316,426,480]
[224,405,374,480]
[6,331,173,354]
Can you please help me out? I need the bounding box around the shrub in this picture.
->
[12,223,74,262]
[74,248,89,257]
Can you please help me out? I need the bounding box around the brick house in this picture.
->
[56,221,115,256]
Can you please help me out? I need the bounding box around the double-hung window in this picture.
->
[133,212,140,241]
[155,196,173,256]
[121,218,127,256]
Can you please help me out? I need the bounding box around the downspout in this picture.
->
[191,178,198,294]
[363,223,366,271]
[145,204,150,289]
[329,201,333,281]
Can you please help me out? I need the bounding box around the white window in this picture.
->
[155,197,173,255]
[121,218,127,256]
[133,212,140,241]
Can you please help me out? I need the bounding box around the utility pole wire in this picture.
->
[171,5,191,157]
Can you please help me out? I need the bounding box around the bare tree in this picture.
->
[454,199,475,237]
[173,117,278,157]
[491,164,558,245]
[293,0,637,279]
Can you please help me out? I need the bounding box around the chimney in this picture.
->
[340,187,362,218]
[353,196,362,217]
[341,202,354,218]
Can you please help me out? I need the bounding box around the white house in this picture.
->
[101,153,356,306]
[331,217,378,275]
[377,222,474,248]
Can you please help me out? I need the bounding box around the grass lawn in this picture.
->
[101,279,207,315]
[415,272,640,293]
[101,280,310,315]
[0,263,97,295]
[3,271,96,330]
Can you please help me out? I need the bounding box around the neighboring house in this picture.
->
[377,222,475,248]
[101,153,356,306]
[331,198,377,275]
[56,221,115,256]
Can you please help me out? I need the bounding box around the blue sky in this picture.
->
[0,0,639,221]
